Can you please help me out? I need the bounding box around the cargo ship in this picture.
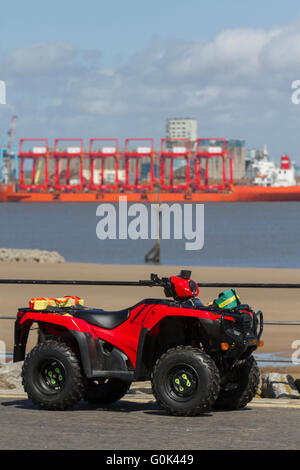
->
[0,137,299,202]
[1,184,300,202]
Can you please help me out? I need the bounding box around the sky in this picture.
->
[1,0,300,161]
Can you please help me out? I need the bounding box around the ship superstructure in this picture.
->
[247,146,296,187]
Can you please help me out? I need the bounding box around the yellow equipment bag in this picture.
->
[29,296,84,310]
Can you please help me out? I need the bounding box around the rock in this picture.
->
[0,361,22,378]
[0,361,24,393]
[0,248,65,263]
[261,373,300,399]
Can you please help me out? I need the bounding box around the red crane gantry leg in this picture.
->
[124,138,155,191]
[193,138,229,191]
[18,139,49,191]
[53,139,84,192]
[88,139,119,191]
[160,138,191,192]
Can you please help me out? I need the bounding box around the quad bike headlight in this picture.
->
[229,328,242,339]
[224,326,243,343]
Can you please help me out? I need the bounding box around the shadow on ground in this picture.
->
[1,397,216,417]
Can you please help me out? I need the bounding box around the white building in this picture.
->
[166,118,198,147]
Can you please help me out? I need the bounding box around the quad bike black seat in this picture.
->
[71,307,130,330]
[69,298,172,329]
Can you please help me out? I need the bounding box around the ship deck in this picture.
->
[1,185,300,202]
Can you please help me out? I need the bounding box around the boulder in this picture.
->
[261,373,300,399]
[0,361,23,393]
[0,248,65,263]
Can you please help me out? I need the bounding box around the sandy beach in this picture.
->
[0,262,299,358]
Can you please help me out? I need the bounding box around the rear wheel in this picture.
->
[83,378,131,405]
[213,356,260,410]
[22,340,84,410]
[151,346,220,416]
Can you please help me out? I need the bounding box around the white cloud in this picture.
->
[3,41,78,74]
[2,19,300,159]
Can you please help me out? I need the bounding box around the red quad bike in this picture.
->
[14,271,263,416]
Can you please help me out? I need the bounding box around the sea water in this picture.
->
[0,202,299,267]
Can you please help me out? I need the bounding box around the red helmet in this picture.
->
[170,276,199,299]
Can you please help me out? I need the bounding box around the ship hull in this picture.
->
[1,185,300,202]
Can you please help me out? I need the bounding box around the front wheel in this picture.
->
[22,340,84,410]
[151,346,220,416]
[213,356,260,410]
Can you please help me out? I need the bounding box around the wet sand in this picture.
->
[0,262,299,359]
